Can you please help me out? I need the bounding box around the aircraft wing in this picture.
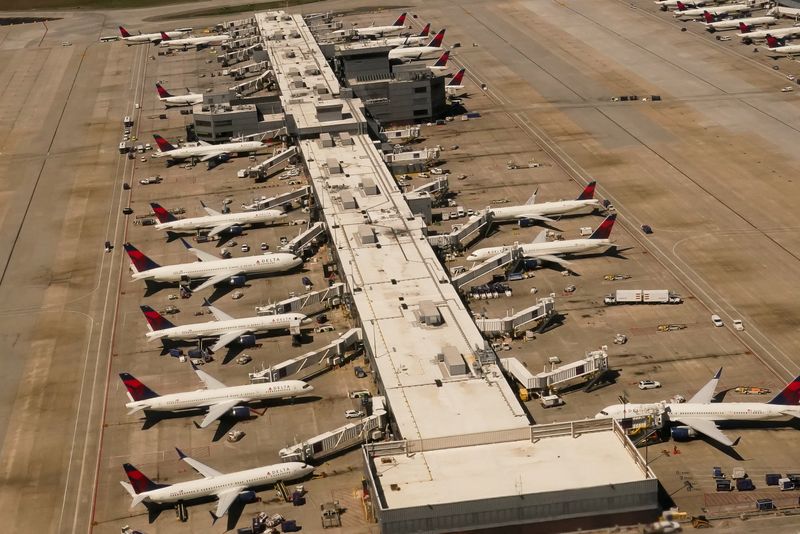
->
[528,253,573,269]
[208,223,235,238]
[181,238,218,262]
[194,271,240,292]
[687,368,722,404]
[203,299,234,322]
[525,187,539,206]
[199,399,243,428]
[199,151,228,162]
[517,213,555,223]
[209,329,249,353]
[213,488,245,519]
[200,200,221,217]
[176,448,223,477]
[532,230,548,244]
[673,417,736,447]
[193,364,227,389]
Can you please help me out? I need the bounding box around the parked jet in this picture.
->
[445,68,466,93]
[121,367,312,428]
[155,83,203,107]
[737,23,800,41]
[140,301,309,353]
[123,239,302,293]
[150,201,286,239]
[768,5,800,19]
[487,181,600,223]
[674,2,751,18]
[118,26,187,45]
[765,34,800,56]
[427,51,450,71]
[336,12,407,37]
[466,214,617,268]
[160,31,231,48]
[385,23,431,47]
[120,449,313,520]
[388,29,446,61]
[655,0,706,9]
[596,370,800,447]
[152,134,274,163]
[703,12,775,31]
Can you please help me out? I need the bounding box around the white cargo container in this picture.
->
[604,289,682,305]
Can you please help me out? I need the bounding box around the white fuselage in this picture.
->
[136,462,313,505]
[489,199,600,222]
[598,402,792,422]
[675,4,750,17]
[355,25,405,37]
[127,380,311,413]
[768,43,800,55]
[737,25,800,40]
[385,35,429,47]
[467,238,612,262]
[706,16,775,30]
[153,140,267,160]
[160,93,203,107]
[131,253,302,284]
[769,6,800,18]
[388,45,444,61]
[155,210,286,232]
[656,0,708,7]
[145,313,310,343]
[162,34,231,47]
[123,30,187,44]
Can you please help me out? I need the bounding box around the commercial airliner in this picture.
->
[120,450,313,520]
[123,239,302,292]
[488,181,600,223]
[427,51,450,71]
[674,2,751,18]
[737,23,800,41]
[118,26,188,45]
[120,367,312,428]
[445,68,466,93]
[703,12,775,31]
[765,34,800,56]
[152,134,275,163]
[466,214,616,269]
[140,301,309,353]
[150,201,286,238]
[335,12,407,37]
[155,83,203,107]
[159,31,231,48]
[388,29,446,61]
[385,23,431,47]
[596,369,800,447]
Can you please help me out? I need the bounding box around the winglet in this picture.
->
[180,237,193,250]
[202,298,212,307]
[713,367,723,380]
[200,199,207,208]
[175,447,188,460]
[732,436,741,447]
[209,510,220,525]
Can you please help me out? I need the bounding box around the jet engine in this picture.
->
[229,406,250,419]
[237,334,257,347]
[237,490,257,503]
[227,225,244,236]
[671,426,698,441]
[229,275,246,286]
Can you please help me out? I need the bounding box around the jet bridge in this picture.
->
[411,174,449,199]
[279,397,387,462]
[279,221,326,253]
[449,212,491,250]
[238,146,296,179]
[475,296,557,337]
[451,248,525,290]
[255,282,346,315]
[500,348,609,393]
[241,186,311,211]
[224,60,269,78]
[229,69,274,96]
[249,327,362,383]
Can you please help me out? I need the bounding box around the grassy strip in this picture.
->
[1,0,194,10]
[146,0,322,21]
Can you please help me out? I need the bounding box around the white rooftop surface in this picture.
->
[375,432,647,508]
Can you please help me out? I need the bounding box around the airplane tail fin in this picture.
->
[766,34,784,48]
[155,83,172,98]
[588,214,617,239]
[140,305,176,331]
[428,28,446,48]
[152,134,175,152]
[577,181,597,201]
[676,1,687,10]
[119,373,160,401]
[702,11,715,23]
[123,243,160,273]
[432,50,450,68]
[738,22,751,33]
[393,12,407,26]
[448,68,465,87]
[119,26,131,38]
[160,31,171,41]
[150,202,177,223]
[419,22,431,37]
[123,464,167,494]
[767,376,800,405]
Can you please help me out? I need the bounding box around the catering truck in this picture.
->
[604,289,682,305]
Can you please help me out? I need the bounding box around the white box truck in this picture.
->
[604,289,682,305]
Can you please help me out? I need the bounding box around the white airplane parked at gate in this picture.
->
[118,26,188,45]
[123,238,302,292]
[487,181,600,223]
[159,31,231,48]
[334,12,408,38]
[139,301,309,353]
[445,68,466,93]
[765,34,800,56]
[768,5,800,19]
[596,369,800,447]
[152,133,277,163]
[150,201,286,239]
[120,449,313,521]
[702,12,776,31]
[388,29,446,61]
[385,23,431,47]
[466,214,617,269]
[736,22,800,41]
[120,366,312,428]
[655,0,707,9]
[674,2,751,18]
[155,83,203,107]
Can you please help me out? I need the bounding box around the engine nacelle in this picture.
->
[671,426,698,441]
[238,334,257,347]
[229,406,250,420]
[522,258,542,270]
[237,490,257,503]
[227,224,244,236]
[229,275,246,287]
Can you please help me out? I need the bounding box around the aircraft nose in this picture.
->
[301,317,312,325]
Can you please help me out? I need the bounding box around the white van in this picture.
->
[456,206,465,218]
[540,394,564,408]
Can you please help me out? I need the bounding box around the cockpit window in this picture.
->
[599,410,608,416]
[302,384,311,389]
